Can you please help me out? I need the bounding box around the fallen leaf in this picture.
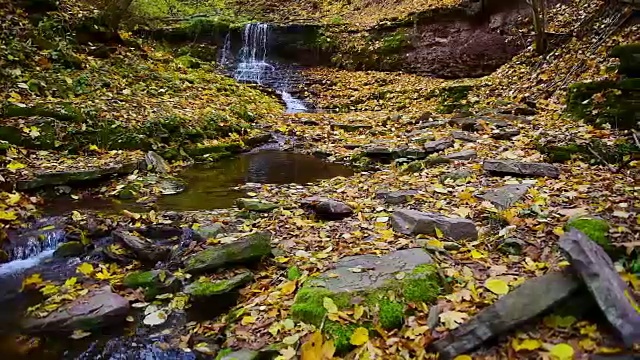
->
[550,343,575,360]
[350,327,369,345]
[485,278,509,295]
[323,297,338,314]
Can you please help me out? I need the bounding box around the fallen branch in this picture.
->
[587,146,618,173]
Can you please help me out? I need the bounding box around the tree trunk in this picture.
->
[529,0,548,54]
[103,0,134,30]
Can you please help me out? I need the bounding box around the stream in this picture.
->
[0,23,350,359]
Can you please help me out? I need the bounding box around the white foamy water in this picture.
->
[0,249,55,276]
[281,91,307,113]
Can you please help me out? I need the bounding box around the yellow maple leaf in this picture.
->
[0,210,17,221]
[485,278,509,295]
[6,161,26,172]
[511,338,542,351]
[470,249,485,259]
[241,316,256,325]
[281,280,297,295]
[349,327,369,346]
[323,297,338,314]
[301,331,323,360]
[76,262,94,276]
[550,343,575,360]
[21,273,43,290]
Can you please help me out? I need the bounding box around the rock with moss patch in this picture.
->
[483,160,560,178]
[185,232,272,273]
[291,248,440,351]
[53,241,85,258]
[122,270,181,300]
[186,271,253,299]
[193,223,226,241]
[16,161,142,190]
[565,215,610,248]
[439,169,473,184]
[391,209,477,241]
[22,286,129,333]
[236,198,278,212]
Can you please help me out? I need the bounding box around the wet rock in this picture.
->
[498,238,526,255]
[363,145,399,162]
[16,161,141,190]
[145,151,170,174]
[292,248,440,326]
[452,131,479,142]
[23,286,129,333]
[78,335,197,360]
[424,138,454,154]
[185,232,272,273]
[193,223,226,241]
[185,271,253,299]
[113,229,170,263]
[444,150,477,161]
[53,241,84,258]
[483,160,560,178]
[391,209,477,241]
[478,184,531,209]
[439,169,473,184]
[219,349,260,360]
[491,128,521,140]
[122,270,181,300]
[156,177,186,195]
[330,123,373,132]
[236,198,278,212]
[431,270,581,359]
[376,190,418,205]
[302,197,353,220]
[448,117,479,132]
[559,229,640,347]
[0,249,8,263]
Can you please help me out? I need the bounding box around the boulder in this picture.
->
[559,229,640,347]
[144,151,170,174]
[302,197,353,220]
[424,138,454,154]
[431,270,581,359]
[448,118,478,132]
[439,169,473,184]
[185,271,254,299]
[483,160,560,178]
[23,286,129,333]
[185,232,272,273]
[112,230,169,263]
[375,190,418,205]
[53,241,84,258]
[478,184,531,209]
[391,209,477,241]
[452,131,479,142]
[292,249,441,334]
[193,223,226,241]
[444,150,477,161]
[236,198,278,212]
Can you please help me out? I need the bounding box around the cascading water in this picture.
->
[0,225,66,276]
[232,23,308,113]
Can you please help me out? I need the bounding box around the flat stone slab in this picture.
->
[559,229,640,347]
[431,270,581,359]
[452,131,479,142]
[478,184,531,209]
[23,286,129,333]
[444,150,477,161]
[310,248,434,293]
[483,160,560,178]
[391,209,478,241]
[17,161,141,190]
[424,138,454,154]
[376,190,418,205]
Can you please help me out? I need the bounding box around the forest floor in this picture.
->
[0,0,639,359]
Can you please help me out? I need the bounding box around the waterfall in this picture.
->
[234,23,273,84]
[219,33,231,66]
[0,227,65,276]
[232,23,307,113]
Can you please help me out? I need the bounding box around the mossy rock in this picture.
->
[402,156,451,174]
[122,270,181,300]
[185,271,253,298]
[2,103,85,122]
[541,143,585,163]
[290,249,441,353]
[235,198,278,212]
[565,216,610,248]
[610,43,640,77]
[175,55,202,69]
[185,232,272,273]
[566,80,639,129]
[53,241,85,258]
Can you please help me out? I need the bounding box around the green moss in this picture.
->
[377,299,404,329]
[215,348,233,360]
[123,270,157,289]
[543,143,584,163]
[324,322,358,353]
[566,217,611,248]
[290,287,334,325]
[189,279,231,296]
[401,264,442,304]
[287,266,302,281]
